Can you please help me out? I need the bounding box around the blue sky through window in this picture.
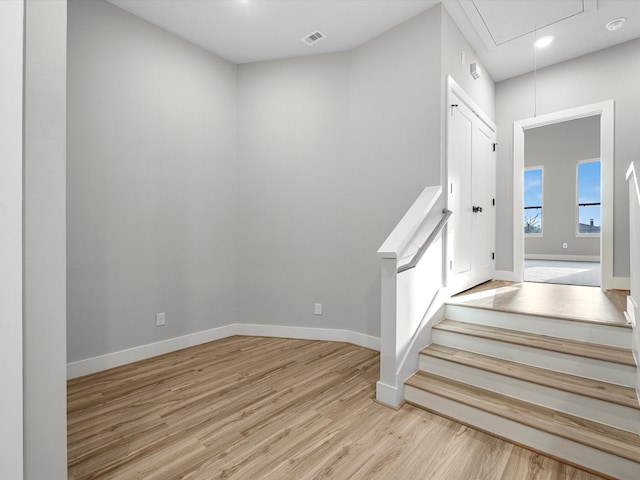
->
[578,161,601,231]
[524,168,542,234]
[524,168,542,208]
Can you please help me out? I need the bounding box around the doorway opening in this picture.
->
[521,118,602,287]
[513,101,614,289]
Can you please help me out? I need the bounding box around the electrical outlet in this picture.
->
[314,303,322,315]
[563,243,568,249]
[156,312,166,327]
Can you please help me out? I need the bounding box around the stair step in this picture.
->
[444,303,632,348]
[421,344,640,410]
[406,371,640,465]
[433,319,635,366]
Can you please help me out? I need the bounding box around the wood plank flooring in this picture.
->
[68,336,606,480]
[451,281,630,327]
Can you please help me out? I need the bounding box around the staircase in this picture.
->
[405,302,640,480]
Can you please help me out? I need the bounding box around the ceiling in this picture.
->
[106,0,640,82]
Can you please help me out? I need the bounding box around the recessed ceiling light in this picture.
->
[533,36,555,49]
[605,18,626,32]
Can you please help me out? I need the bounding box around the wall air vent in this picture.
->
[301,30,326,46]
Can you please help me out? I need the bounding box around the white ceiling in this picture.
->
[107,0,640,82]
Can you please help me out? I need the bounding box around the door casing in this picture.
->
[512,101,620,289]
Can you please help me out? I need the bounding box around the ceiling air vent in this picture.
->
[301,30,326,46]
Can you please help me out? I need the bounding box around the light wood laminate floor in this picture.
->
[68,336,605,480]
[452,281,630,326]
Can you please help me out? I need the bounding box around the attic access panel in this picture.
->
[471,0,586,46]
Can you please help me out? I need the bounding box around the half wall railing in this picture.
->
[625,161,640,400]
[376,186,451,407]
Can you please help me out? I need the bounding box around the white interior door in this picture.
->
[447,89,496,293]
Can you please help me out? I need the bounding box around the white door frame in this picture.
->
[513,100,616,289]
[445,76,496,292]
[0,0,24,478]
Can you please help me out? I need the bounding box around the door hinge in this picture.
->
[492,143,497,152]
[492,198,495,206]
[492,252,495,260]
[450,260,453,270]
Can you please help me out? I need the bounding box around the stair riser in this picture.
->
[420,355,640,434]
[405,386,640,480]
[432,329,637,387]
[445,305,631,348]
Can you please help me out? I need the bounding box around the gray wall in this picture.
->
[67,0,238,362]
[24,0,68,477]
[237,5,494,338]
[524,116,600,257]
[68,1,494,354]
[237,53,352,333]
[496,38,640,277]
[346,7,443,337]
[441,7,495,120]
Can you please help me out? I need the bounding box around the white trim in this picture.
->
[376,381,403,408]
[493,270,520,282]
[67,324,380,379]
[67,324,237,379]
[0,1,24,478]
[377,185,442,260]
[448,76,497,132]
[607,276,631,290]
[524,254,600,262]
[513,101,615,289]
[234,323,380,351]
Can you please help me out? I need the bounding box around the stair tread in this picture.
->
[421,344,640,410]
[406,371,640,464]
[445,301,632,329]
[433,319,636,366]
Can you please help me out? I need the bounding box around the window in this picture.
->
[577,160,601,235]
[524,167,543,235]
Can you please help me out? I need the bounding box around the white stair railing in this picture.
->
[626,161,640,399]
[376,186,451,407]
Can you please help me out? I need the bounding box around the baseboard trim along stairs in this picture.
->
[405,303,640,480]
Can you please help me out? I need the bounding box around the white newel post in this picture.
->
[377,256,401,406]
[376,186,446,408]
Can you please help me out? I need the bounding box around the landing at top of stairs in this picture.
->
[449,281,630,327]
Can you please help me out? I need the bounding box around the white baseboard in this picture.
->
[524,254,600,262]
[66,324,237,379]
[607,276,631,290]
[235,323,380,351]
[376,380,403,408]
[67,323,380,379]
[493,270,520,282]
